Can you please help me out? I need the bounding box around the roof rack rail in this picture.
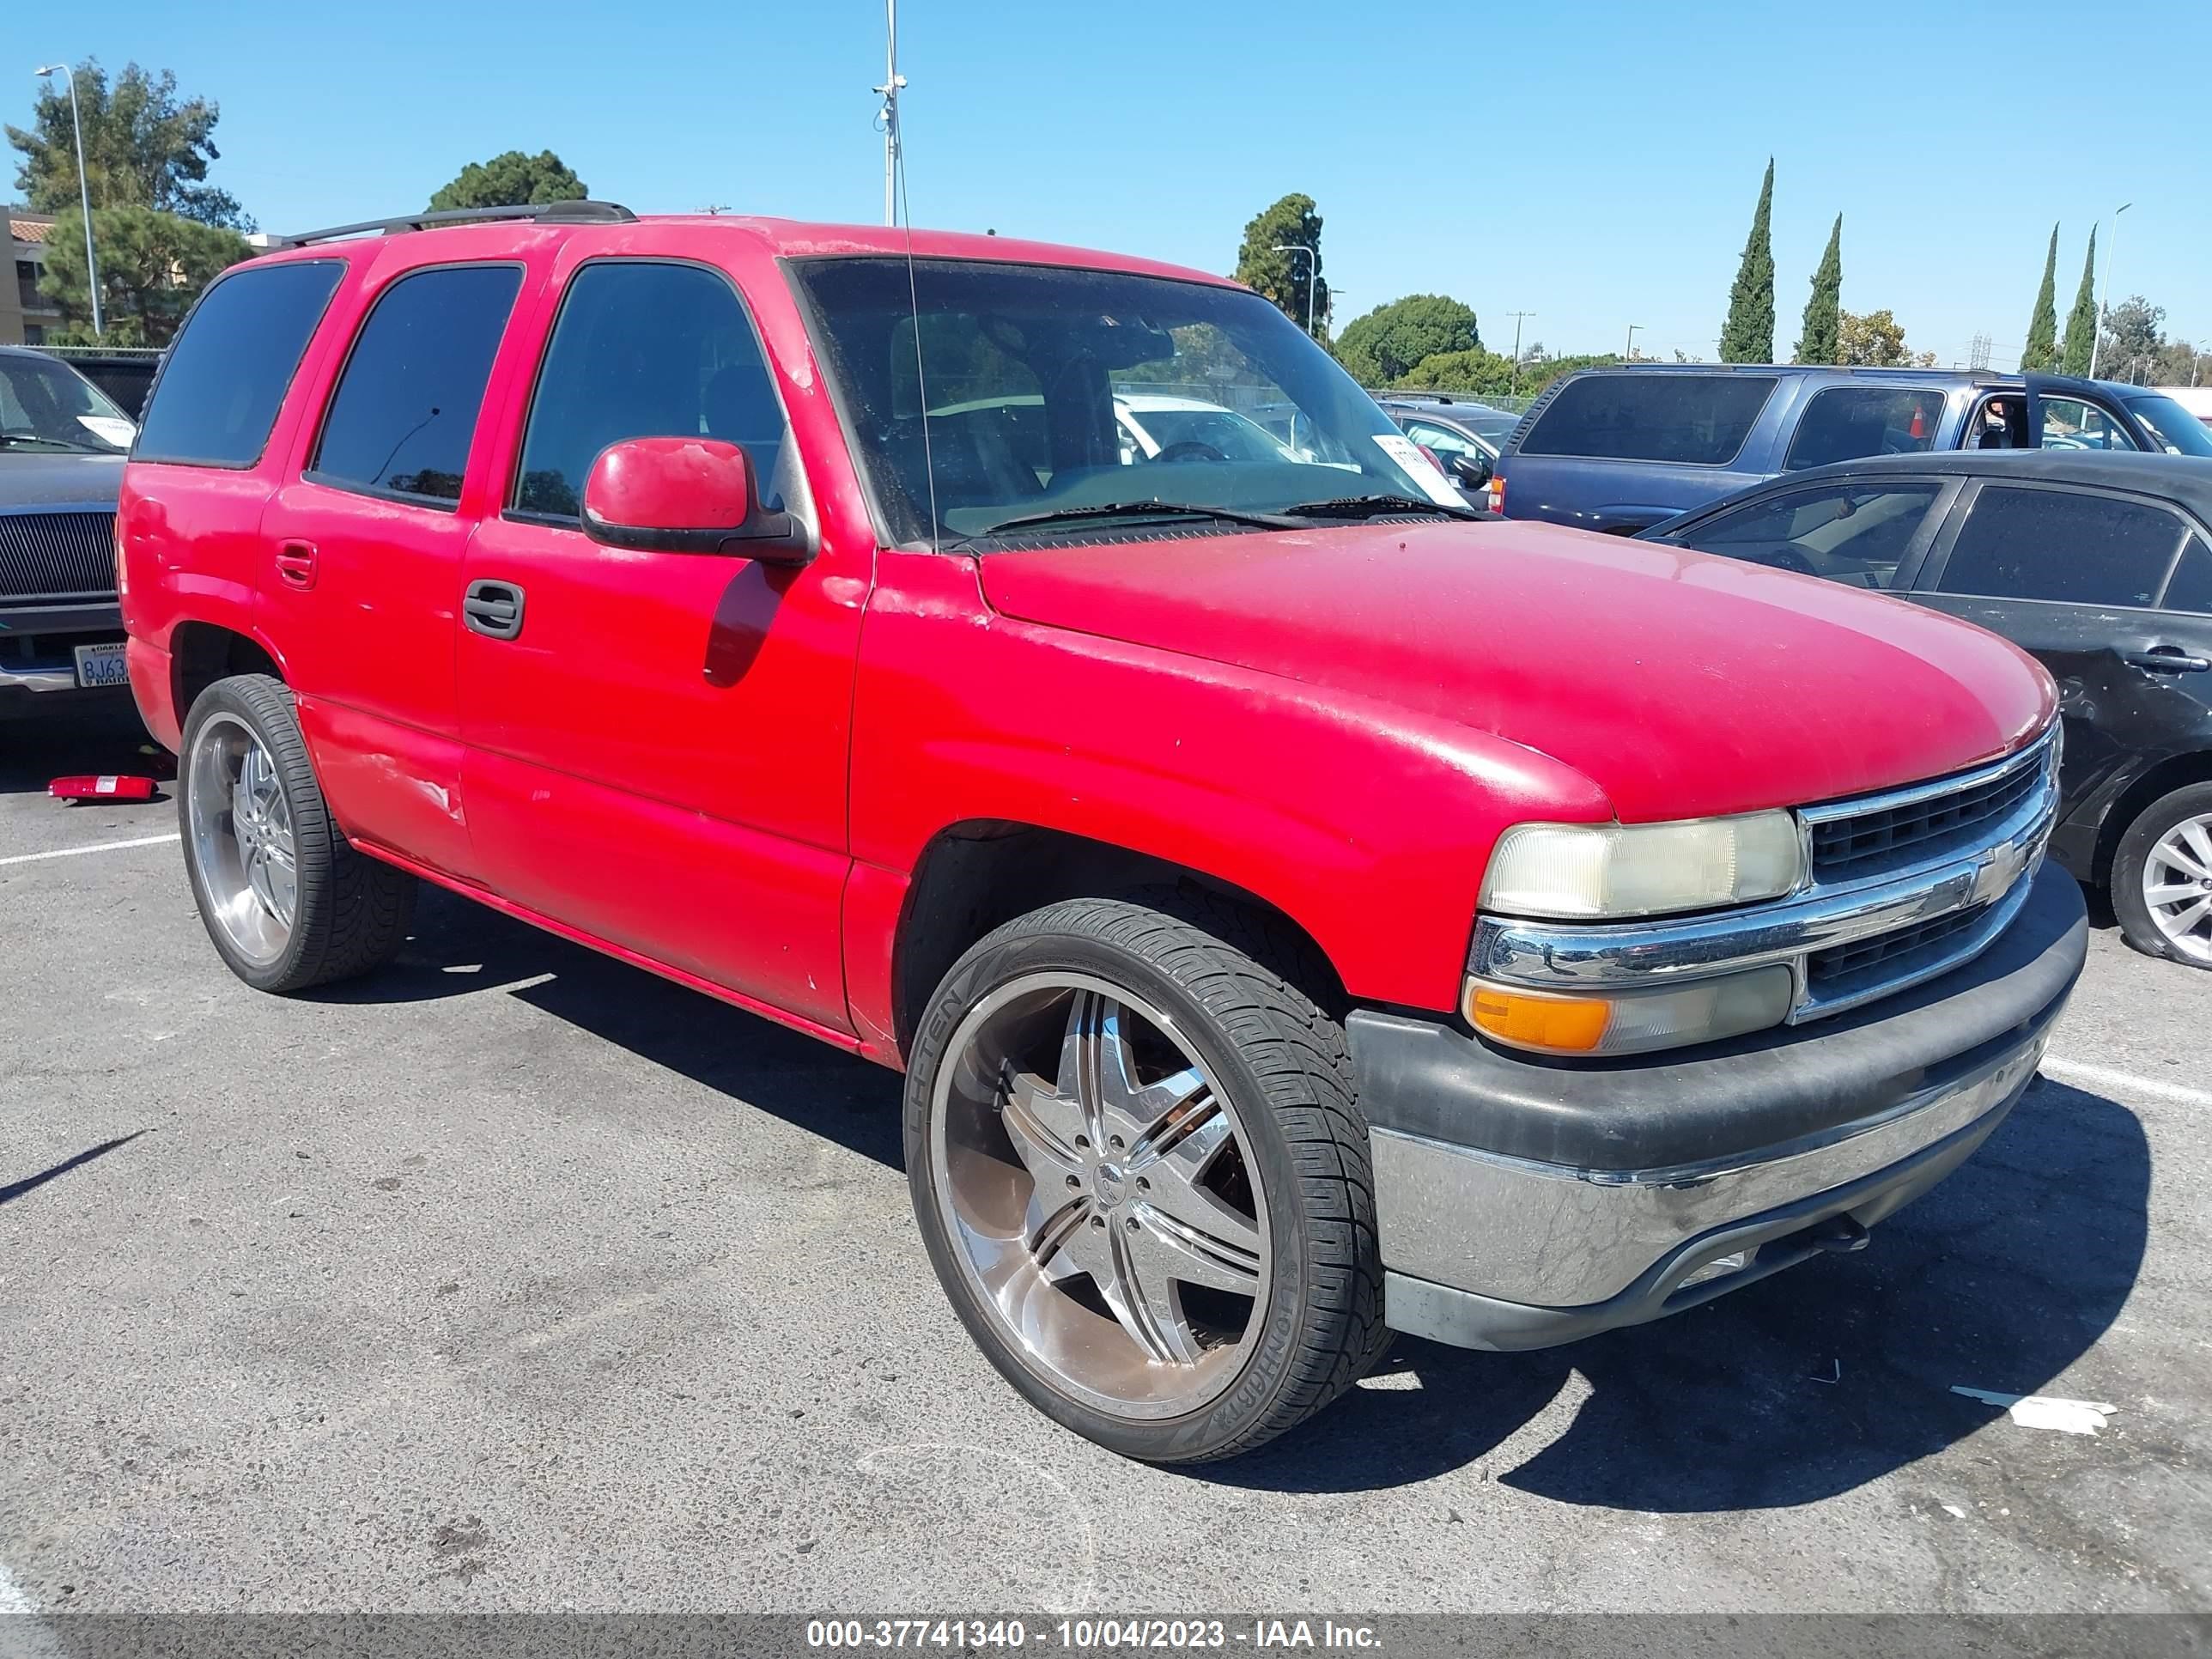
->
[275,200,637,248]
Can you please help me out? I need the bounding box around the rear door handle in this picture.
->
[463,578,526,641]
[2121,645,2212,674]
[274,540,317,589]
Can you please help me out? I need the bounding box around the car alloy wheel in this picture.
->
[927,971,1271,1420]
[2142,811,2212,965]
[185,710,299,966]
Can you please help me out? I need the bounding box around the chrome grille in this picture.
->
[1808,903,1988,989]
[0,511,117,603]
[1808,745,2049,883]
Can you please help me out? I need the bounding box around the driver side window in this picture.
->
[1677,483,1942,589]
[2040,397,2140,452]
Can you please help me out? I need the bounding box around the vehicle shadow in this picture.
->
[0,701,168,796]
[1211,1076,2150,1507]
[319,887,2148,1510]
[319,884,905,1170]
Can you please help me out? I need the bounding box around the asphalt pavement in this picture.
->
[3,705,2208,1614]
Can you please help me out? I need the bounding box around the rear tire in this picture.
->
[2112,781,2212,969]
[903,890,1388,1463]
[179,672,416,993]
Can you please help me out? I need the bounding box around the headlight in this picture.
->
[1480,811,1804,920]
[1464,967,1794,1058]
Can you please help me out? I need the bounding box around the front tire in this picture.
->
[903,891,1388,1463]
[2112,781,2212,969]
[179,672,416,993]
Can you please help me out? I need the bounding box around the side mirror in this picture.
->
[581,437,811,565]
[1448,451,1492,487]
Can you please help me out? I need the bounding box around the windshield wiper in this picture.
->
[1279,493,1482,521]
[0,432,109,453]
[970,500,1301,539]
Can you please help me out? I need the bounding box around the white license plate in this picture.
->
[74,641,129,688]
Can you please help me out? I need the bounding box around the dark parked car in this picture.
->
[0,345,134,716]
[34,348,166,418]
[1644,450,2212,969]
[1376,395,1518,505]
[1493,365,2212,534]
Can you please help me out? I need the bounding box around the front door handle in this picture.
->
[2121,645,2212,674]
[463,579,526,641]
[274,540,317,589]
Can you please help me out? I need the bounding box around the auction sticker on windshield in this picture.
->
[1372,433,1467,507]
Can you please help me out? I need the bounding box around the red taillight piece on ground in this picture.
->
[49,775,158,803]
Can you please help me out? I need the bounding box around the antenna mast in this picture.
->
[876,0,906,228]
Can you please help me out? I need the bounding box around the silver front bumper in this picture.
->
[1374,1016,2047,1316]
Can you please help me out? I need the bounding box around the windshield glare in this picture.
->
[792,258,1449,545]
[2123,394,2212,458]
[0,354,135,453]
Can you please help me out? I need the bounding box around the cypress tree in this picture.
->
[1793,214,1842,364]
[1719,160,1777,363]
[2021,224,2060,371]
[2060,227,2098,375]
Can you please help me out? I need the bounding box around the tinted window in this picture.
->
[135,261,343,467]
[1936,486,2186,607]
[1677,483,1941,590]
[2164,536,2212,614]
[514,262,787,520]
[2039,397,2139,453]
[1782,386,1945,471]
[311,264,522,504]
[1517,373,1777,465]
[2122,395,2212,458]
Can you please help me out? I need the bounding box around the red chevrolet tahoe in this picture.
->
[119,202,2087,1463]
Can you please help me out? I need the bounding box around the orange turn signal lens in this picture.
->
[1465,984,1612,1054]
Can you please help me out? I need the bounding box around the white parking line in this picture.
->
[0,833,179,868]
[2042,1055,2212,1109]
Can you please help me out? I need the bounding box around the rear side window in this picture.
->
[2164,535,2212,614]
[1517,373,1777,465]
[1936,486,2187,608]
[513,261,787,520]
[310,264,523,505]
[1782,386,1946,471]
[134,261,344,467]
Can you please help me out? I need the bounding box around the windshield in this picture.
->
[791,258,1457,545]
[2123,393,2212,458]
[0,354,135,454]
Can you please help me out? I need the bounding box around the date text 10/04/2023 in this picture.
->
[805,1620,1384,1650]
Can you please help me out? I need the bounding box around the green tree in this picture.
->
[428,149,590,211]
[36,205,251,345]
[2059,227,2098,375]
[1718,159,1776,363]
[1836,307,1935,368]
[1334,295,1481,386]
[5,59,250,228]
[2020,223,2060,371]
[1793,213,1843,365]
[1395,348,1519,394]
[2098,295,2166,384]
[1231,193,1328,337]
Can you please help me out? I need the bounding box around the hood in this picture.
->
[0,451,125,510]
[977,520,2056,823]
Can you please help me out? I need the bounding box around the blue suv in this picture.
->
[1489,365,2212,533]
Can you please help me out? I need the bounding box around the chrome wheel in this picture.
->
[2142,812,2212,965]
[186,711,298,966]
[928,973,1271,1420]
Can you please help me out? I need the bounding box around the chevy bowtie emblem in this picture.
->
[1971,839,2029,906]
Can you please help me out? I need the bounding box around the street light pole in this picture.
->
[873,0,906,228]
[2087,200,2130,380]
[1271,243,1317,335]
[1625,323,1644,362]
[33,62,100,337]
[1507,310,1534,394]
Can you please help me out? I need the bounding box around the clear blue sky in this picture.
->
[12,0,2208,372]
